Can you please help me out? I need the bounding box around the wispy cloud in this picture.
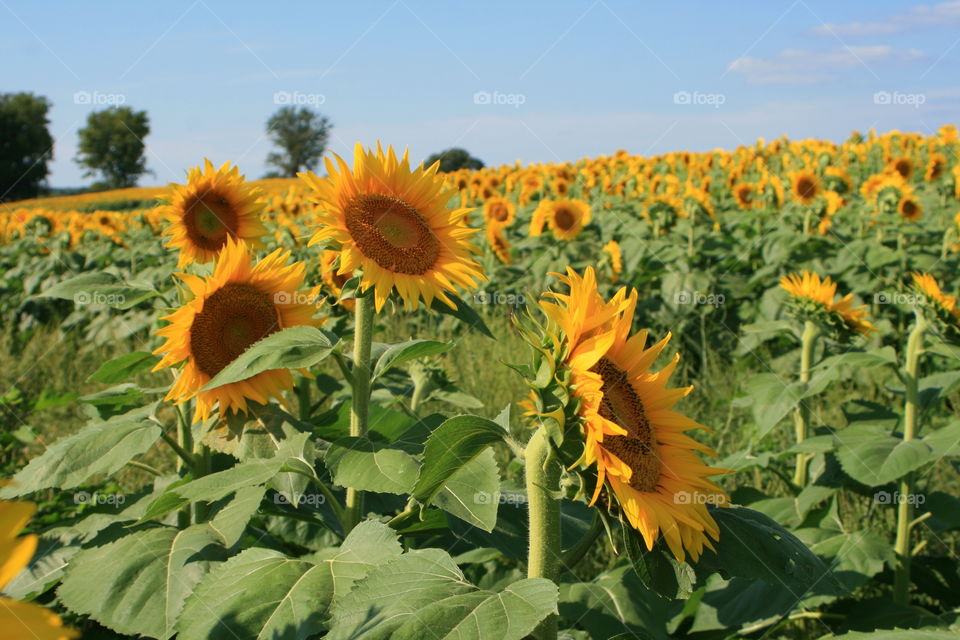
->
[811,1,960,37]
[728,46,924,84]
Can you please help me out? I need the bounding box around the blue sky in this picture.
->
[4,0,960,187]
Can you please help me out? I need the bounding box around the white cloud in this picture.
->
[727,46,924,84]
[812,1,960,37]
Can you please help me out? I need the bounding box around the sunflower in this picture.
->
[483,196,516,228]
[790,170,821,205]
[485,224,512,265]
[733,182,756,210]
[538,268,727,562]
[299,143,485,312]
[153,237,323,422]
[898,195,922,221]
[161,160,267,267]
[890,156,914,180]
[319,249,356,310]
[602,240,623,282]
[780,271,873,337]
[529,198,591,240]
[925,153,947,181]
[0,499,79,640]
[911,273,960,341]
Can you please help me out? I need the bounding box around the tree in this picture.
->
[0,92,54,202]
[424,148,484,172]
[75,106,150,190]
[265,107,332,177]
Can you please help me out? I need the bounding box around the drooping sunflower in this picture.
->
[0,499,79,639]
[538,268,728,562]
[483,196,516,228]
[299,143,485,312]
[790,170,821,205]
[153,237,323,422]
[161,160,267,267]
[780,271,873,337]
[529,198,592,240]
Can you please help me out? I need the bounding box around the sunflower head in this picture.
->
[790,170,821,205]
[153,237,323,422]
[485,223,512,265]
[300,143,486,312]
[483,196,516,228]
[780,271,873,340]
[529,198,591,240]
[911,272,960,342]
[898,195,922,221]
[519,268,728,562]
[161,160,267,267]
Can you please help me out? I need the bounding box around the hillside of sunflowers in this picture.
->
[1,126,960,640]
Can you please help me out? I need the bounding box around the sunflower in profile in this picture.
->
[536,268,728,562]
[912,272,960,341]
[161,160,267,267]
[602,240,623,282]
[319,249,356,310]
[530,198,591,240]
[733,182,756,210]
[780,271,873,338]
[925,153,947,181]
[299,143,485,312]
[485,224,512,265]
[154,237,322,422]
[0,499,79,639]
[790,170,821,205]
[483,196,516,228]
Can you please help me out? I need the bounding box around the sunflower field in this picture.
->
[2,127,960,640]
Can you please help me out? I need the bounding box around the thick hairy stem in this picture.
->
[345,293,375,533]
[525,428,561,640]
[793,321,817,486]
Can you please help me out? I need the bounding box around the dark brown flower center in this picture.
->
[553,206,577,230]
[592,357,660,492]
[796,177,817,200]
[190,283,279,378]
[343,193,441,275]
[488,202,510,222]
[184,191,238,251]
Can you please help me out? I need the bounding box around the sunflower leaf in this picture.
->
[201,326,339,391]
[36,271,158,309]
[372,339,454,379]
[430,294,494,338]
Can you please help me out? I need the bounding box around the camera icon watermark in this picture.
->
[74,491,126,506]
[473,290,526,307]
[673,490,727,505]
[874,292,927,305]
[873,91,926,109]
[273,90,326,107]
[874,490,925,506]
[674,290,725,308]
[73,90,126,106]
[473,90,526,109]
[673,90,725,108]
[74,291,125,306]
[273,492,327,507]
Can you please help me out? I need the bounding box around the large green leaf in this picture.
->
[834,423,933,486]
[202,326,338,391]
[88,351,160,384]
[373,339,454,378]
[58,525,224,639]
[37,271,158,309]
[431,447,500,531]
[412,415,504,505]
[0,408,160,497]
[328,548,555,640]
[325,436,420,494]
[208,485,266,547]
[177,520,401,640]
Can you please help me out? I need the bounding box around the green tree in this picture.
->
[424,148,484,172]
[0,92,54,202]
[75,106,150,189]
[265,106,332,177]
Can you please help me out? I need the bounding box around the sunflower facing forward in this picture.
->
[153,237,322,422]
[1,499,78,640]
[535,268,728,562]
[161,160,267,267]
[299,143,485,312]
[529,198,592,240]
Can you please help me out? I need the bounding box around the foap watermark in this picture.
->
[274,291,321,305]
[273,90,326,107]
[273,492,327,507]
[874,291,926,305]
[674,290,725,308]
[74,291,125,306]
[874,490,925,506]
[674,490,727,506]
[474,490,528,505]
[73,90,126,106]
[873,90,925,109]
[74,491,126,506]
[673,90,726,108]
[473,90,526,108]
[473,290,526,307]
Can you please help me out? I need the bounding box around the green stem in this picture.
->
[345,292,375,533]
[793,321,817,486]
[558,513,603,573]
[525,428,561,640]
[176,407,195,529]
[894,313,926,605]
